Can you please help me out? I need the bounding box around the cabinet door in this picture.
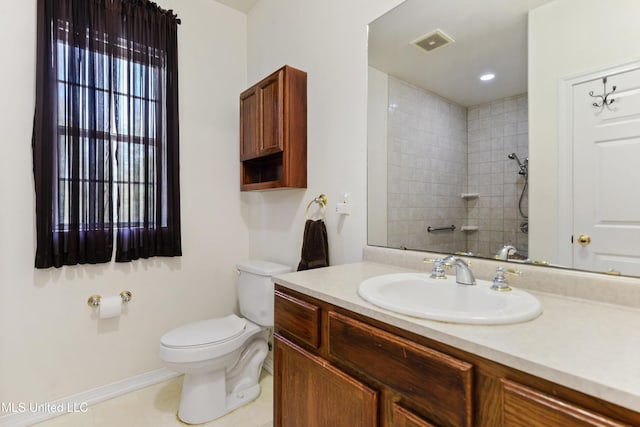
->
[274,335,378,427]
[258,70,284,156]
[392,403,439,427]
[502,380,631,427]
[240,88,259,160]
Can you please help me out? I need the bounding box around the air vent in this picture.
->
[412,29,454,53]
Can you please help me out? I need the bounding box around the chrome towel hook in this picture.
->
[589,76,616,108]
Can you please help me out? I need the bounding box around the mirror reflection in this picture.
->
[367,0,640,277]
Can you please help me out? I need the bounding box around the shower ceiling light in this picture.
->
[480,73,495,81]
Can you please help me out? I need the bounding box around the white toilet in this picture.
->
[159,260,291,424]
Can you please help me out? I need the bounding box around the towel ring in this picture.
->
[306,194,328,220]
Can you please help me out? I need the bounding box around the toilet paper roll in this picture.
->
[99,296,122,319]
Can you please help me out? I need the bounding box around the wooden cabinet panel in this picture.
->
[502,380,631,427]
[239,65,306,190]
[274,335,378,427]
[258,72,283,155]
[239,89,259,160]
[274,289,320,349]
[328,311,473,427]
[392,403,439,427]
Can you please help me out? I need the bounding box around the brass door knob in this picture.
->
[577,234,592,245]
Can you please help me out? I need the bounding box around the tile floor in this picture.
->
[34,372,273,427]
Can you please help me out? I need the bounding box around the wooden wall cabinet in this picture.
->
[274,285,640,427]
[239,65,307,191]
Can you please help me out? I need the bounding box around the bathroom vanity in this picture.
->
[273,261,640,427]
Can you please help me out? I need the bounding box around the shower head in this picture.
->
[508,153,528,176]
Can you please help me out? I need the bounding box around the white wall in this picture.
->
[0,0,249,406]
[245,0,404,267]
[528,0,640,262]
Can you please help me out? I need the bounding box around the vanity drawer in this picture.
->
[502,380,631,427]
[274,289,320,349]
[328,311,473,427]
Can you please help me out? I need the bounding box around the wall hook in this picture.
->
[589,77,616,107]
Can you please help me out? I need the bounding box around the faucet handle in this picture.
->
[491,266,512,292]
[424,258,448,279]
[505,268,522,276]
[429,259,447,280]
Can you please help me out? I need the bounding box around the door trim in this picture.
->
[557,59,640,267]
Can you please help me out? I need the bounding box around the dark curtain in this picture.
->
[113,1,181,261]
[32,0,181,268]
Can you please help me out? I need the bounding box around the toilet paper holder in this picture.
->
[87,291,133,308]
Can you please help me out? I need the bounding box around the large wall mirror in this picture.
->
[367,0,640,278]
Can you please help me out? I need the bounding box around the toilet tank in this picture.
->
[236,260,292,326]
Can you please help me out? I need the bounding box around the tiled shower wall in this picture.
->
[386,76,529,256]
[387,77,468,253]
[467,95,529,257]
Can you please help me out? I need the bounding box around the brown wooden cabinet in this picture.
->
[274,288,469,427]
[239,65,307,191]
[274,285,640,427]
[274,335,378,427]
[501,380,632,427]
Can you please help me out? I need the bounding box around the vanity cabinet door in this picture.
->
[392,403,439,427]
[274,335,378,427]
[501,380,631,427]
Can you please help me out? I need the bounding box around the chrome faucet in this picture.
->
[496,245,517,261]
[442,255,476,285]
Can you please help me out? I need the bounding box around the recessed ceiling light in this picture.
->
[480,73,495,81]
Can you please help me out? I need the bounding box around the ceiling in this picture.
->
[215,0,258,14]
[368,0,553,107]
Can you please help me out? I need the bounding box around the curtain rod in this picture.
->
[127,0,181,24]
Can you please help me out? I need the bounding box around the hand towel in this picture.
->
[297,219,329,271]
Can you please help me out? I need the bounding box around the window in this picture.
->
[33,0,182,268]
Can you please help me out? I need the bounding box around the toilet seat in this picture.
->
[159,316,264,365]
[161,314,247,349]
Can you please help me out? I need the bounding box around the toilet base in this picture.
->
[177,372,262,424]
[178,370,226,424]
[226,383,261,415]
[175,337,268,424]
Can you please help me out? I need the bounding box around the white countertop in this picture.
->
[274,262,640,413]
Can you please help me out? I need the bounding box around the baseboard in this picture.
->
[0,368,179,427]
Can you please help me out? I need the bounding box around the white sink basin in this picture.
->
[358,273,542,325]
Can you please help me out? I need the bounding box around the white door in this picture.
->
[572,67,640,275]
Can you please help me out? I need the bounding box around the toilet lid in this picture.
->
[160,314,247,348]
